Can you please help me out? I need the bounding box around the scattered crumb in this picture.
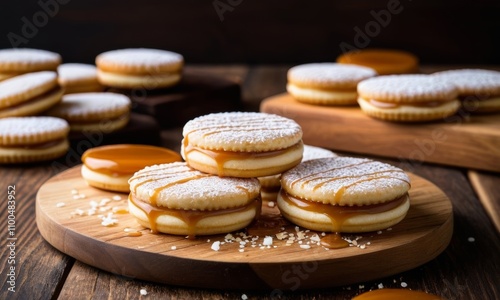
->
[171,246,177,250]
[387,227,392,231]
[267,201,275,208]
[377,230,383,234]
[56,202,65,208]
[211,241,221,251]
[468,237,475,242]
[401,282,408,288]
[263,236,273,246]
[300,245,311,249]
[140,288,147,296]
[241,294,248,300]
[359,285,364,289]
[378,283,384,289]
[112,195,122,201]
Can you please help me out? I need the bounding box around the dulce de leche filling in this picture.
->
[183,138,302,175]
[280,189,408,231]
[82,144,182,176]
[1,138,66,150]
[129,194,260,238]
[368,98,454,109]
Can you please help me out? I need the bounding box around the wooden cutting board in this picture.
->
[36,165,453,291]
[260,93,500,173]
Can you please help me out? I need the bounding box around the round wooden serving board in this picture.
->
[36,165,453,291]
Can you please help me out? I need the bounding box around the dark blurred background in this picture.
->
[0,0,499,65]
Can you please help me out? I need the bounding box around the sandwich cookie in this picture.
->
[182,112,304,178]
[46,92,131,132]
[337,48,419,75]
[128,162,261,237]
[357,74,460,122]
[0,48,61,81]
[278,157,411,233]
[96,48,183,89]
[81,144,182,192]
[433,69,500,113]
[58,63,103,94]
[0,116,69,163]
[287,63,377,105]
[259,145,337,202]
[0,71,63,118]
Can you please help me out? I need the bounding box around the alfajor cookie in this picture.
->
[0,116,69,163]
[287,63,377,105]
[182,112,303,178]
[58,63,103,94]
[259,144,337,202]
[0,71,63,118]
[357,74,460,122]
[337,49,419,75]
[128,162,261,237]
[278,157,411,233]
[81,144,182,193]
[0,48,61,80]
[433,69,500,113]
[46,92,131,132]
[96,48,183,89]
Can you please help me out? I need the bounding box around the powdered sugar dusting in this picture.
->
[0,116,68,144]
[129,162,260,210]
[288,63,377,87]
[433,69,500,95]
[183,112,302,151]
[0,48,61,64]
[0,71,57,105]
[358,74,458,102]
[58,63,98,82]
[282,157,410,205]
[97,48,183,68]
[47,92,130,118]
[302,145,337,161]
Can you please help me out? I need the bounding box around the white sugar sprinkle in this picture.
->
[468,237,475,242]
[378,283,384,289]
[267,201,275,208]
[263,236,273,246]
[140,288,147,295]
[171,246,177,250]
[300,245,311,249]
[401,282,408,287]
[56,202,65,208]
[211,241,221,251]
[241,294,248,300]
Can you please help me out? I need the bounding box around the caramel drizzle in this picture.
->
[183,137,301,176]
[129,194,260,239]
[281,190,408,231]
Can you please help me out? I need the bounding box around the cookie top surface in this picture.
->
[433,69,500,96]
[96,48,184,74]
[281,157,410,206]
[182,112,303,152]
[357,74,458,103]
[0,48,61,72]
[129,162,261,210]
[288,63,377,89]
[302,145,337,161]
[0,71,58,108]
[46,92,131,122]
[58,63,98,84]
[0,116,69,146]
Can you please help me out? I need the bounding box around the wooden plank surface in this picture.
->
[36,165,452,290]
[261,93,500,173]
[468,171,500,233]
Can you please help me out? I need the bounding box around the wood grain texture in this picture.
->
[468,171,500,233]
[261,93,500,172]
[36,165,452,290]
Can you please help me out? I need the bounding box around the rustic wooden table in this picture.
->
[1,65,499,300]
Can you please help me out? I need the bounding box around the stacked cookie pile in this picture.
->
[0,47,184,164]
[126,111,412,238]
[287,59,500,122]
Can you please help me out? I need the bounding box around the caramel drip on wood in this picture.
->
[129,194,260,239]
[320,232,349,249]
[352,288,443,300]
